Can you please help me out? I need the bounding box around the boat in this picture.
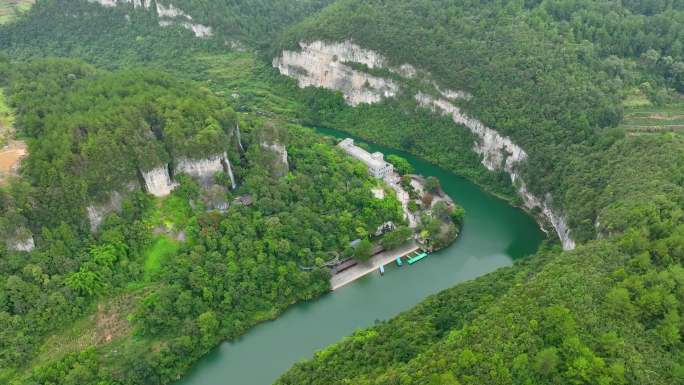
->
[379,265,385,275]
[395,256,403,266]
[407,252,428,265]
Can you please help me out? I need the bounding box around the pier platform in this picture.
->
[330,241,419,290]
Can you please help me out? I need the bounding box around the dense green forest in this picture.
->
[0,59,403,384]
[0,0,683,384]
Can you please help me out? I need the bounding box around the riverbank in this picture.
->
[313,126,560,243]
[330,241,419,290]
[175,125,544,385]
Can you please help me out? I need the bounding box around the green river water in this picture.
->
[176,127,545,385]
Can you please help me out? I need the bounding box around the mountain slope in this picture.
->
[267,1,684,383]
[270,0,684,244]
[0,1,683,384]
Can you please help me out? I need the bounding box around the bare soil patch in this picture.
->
[0,139,27,184]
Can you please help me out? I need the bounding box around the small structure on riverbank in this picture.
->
[338,138,393,179]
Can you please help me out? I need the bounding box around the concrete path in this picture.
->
[330,241,419,290]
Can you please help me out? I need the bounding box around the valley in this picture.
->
[175,127,543,385]
[0,1,683,385]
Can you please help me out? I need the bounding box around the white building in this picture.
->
[338,138,393,179]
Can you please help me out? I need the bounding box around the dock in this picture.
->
[330,241,419,290]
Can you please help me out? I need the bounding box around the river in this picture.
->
[176,127,545,385]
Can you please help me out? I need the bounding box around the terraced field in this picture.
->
[0,0,33,24]
[621,91,684,136]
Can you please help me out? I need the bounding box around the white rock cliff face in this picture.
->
[274,40,576,250]
[175,154,226,185]
[89,0,153,9]
[175,152,237,189]
[273,41,399,106]
[261,142,289,177]
[87,191,124,231]
[414,92,576,250]
[89,0,213,37]
[9,236,35,252]
[141,165,177,197]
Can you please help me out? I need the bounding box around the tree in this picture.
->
[65,268,104,297]
[534,347,560,377]
[386,154,413,176]
[425,177,441,193]
[198,311,220,348]
[381,226,412,249]
[353,239,373,262]
[450,205,465,226]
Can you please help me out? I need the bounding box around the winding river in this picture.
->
[176,127,545,385]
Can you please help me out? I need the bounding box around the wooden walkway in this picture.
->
[330,241,419,290]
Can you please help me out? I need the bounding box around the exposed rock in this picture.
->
[169,21,213,38]
[275,40,575,249]
[87,191,123,231]
[261,142,289,177]
[0,140,28,186]
[415,92,527,172]
[436,86,472,101]
[273,41,399,106]
[141,165,177,197]
[89,0,213,37]
[175,153,226,187]
[415,92,575,250]
[8,229,34,252]
[392,63,417,79]
[155,2,186,18]
[201,184,229,212]
[175,152,237,190]
[89,0,153,8]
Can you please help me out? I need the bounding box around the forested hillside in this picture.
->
[0,59,403,384]
[0,0,683,384]
[269,1,684,383]
[273,0,684,242]
[278,133,684,384]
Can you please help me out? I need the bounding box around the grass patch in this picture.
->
[145,194,193,230]
[28,290,145,369]
[143,236,180,280]
[196,52,301,116]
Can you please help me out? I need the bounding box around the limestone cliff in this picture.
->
[175,152,237,189]
[141,165,177,197]
[414,92,575,250]
[9,237,34,252]
[273,41,399,106]
[175,154,225,186]
[261,142,289,177]
[7,227,34,252]
[274,40,576,250]
[87,191,124,231]
[89,0,213,37]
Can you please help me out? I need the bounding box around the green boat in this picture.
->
[407,252,428,265]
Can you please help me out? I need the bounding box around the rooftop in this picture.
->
[338,138,388,170]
